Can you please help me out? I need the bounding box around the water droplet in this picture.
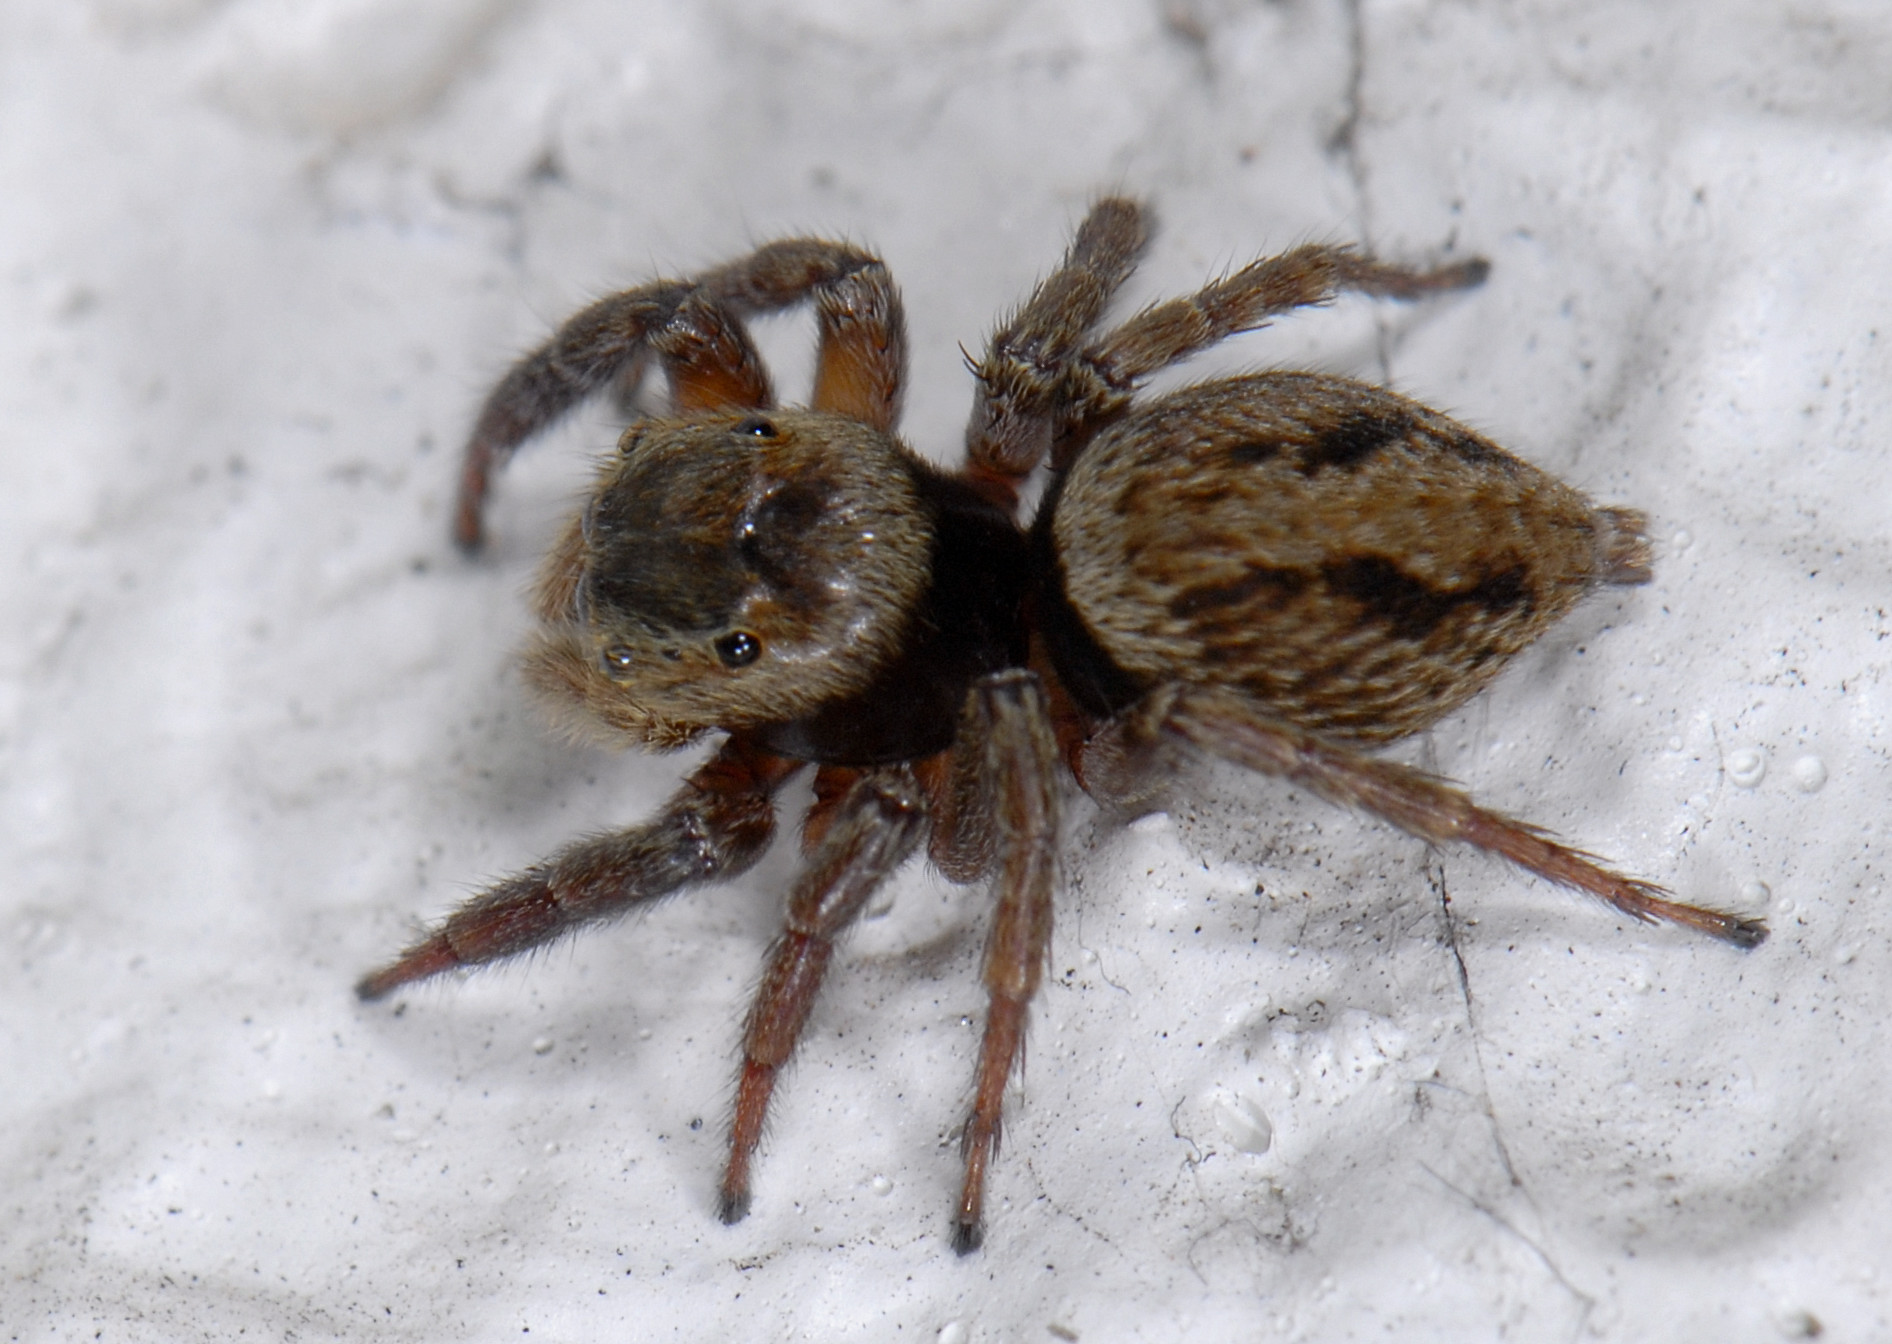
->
[870,1175,893,1196]
[1214,1094,1274,1154]
[1727,748,1766,788]
[532,1036,554,1055]
[1791,755,1827,792]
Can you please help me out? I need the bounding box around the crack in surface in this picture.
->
[1418,1161,1597,1340]
[1432,860,1596,1341]
[1330,0,1395,384]
[1432,859,1524,1191]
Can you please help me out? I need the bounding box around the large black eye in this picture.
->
[734,416,778,439]
[600,643,636,679]
[713,631,761,667]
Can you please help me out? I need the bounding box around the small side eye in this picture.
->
[734,416,778,439]
[713,631,761,668]
[600,643,636,679]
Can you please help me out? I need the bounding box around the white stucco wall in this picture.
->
[5,2,1889,1339]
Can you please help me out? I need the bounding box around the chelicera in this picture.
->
[358,197,1765,1253]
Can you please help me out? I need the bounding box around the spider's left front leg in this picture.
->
[948,670,1062,1254]
[718,765,928,1224]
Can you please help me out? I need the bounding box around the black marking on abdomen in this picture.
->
[1297,409,1414,474]
[1167,565,1310,619]
[1323,556,1533,642]
[1227,440,1282,465]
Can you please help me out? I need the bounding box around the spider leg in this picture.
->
[455,238,894,549]
[808,257,907,432]
[1086,243,1489,392]
[355,737,802,1000]
[698,237,910,431]
[1137,685,1766,948]
[965,197,1151,508]
[454,279,765,549]
[1018,243,1489,476]
[951,670,1062,1254]
[718,766,928,1224]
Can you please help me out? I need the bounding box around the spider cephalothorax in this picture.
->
[359,197,1764,1254]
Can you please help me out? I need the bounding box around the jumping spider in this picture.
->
[358,197,1766,1254]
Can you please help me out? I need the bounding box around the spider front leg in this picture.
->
[355,737,801,1000]
[455,238,901,548]
[453,279,771,549]
[950,670,1062,1254]
[718,765,928,1224]
[1103,686,1765,947]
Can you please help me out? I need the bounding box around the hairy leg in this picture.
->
[810,260,907,432]
[1132,686,1766,947]
[355,737,803,1000]
[718,766,928,1224]
[965,197,1150,507]
[952,670,1062,1253]
[456,238,893,549]
[1073,244,1489,419]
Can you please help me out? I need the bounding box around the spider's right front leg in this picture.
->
[455,237,897,549]
[355,736,801,1000]
[453,278,772,550]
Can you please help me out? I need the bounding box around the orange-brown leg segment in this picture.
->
[718,766,928,1225]
[1153,686,1767,948]
[952,670,1062,1254]
[811,260,907,432]
[652,289,774,413]
[355,737,803,1001]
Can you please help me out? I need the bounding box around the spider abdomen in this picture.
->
[1043,373,1629,743]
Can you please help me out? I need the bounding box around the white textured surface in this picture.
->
[5,1,1889,1339]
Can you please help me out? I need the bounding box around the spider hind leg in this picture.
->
[1095,685,1767,948]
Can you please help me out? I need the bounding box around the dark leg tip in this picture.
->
[950,1219,984,1256]
[1456,257,1492,288]
[716,1189,752,1226]
[354,938,460,1002]
[354,969,398,1002]
[451,512,486,554]
[1725,917,1770,950]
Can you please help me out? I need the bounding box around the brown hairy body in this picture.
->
[358,197,1764,1255]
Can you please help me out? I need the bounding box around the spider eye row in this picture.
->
[600,632,761,677]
